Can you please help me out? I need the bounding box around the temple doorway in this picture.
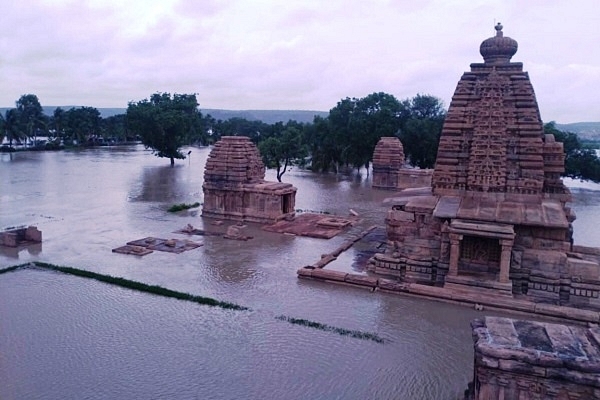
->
[458,235,501,276]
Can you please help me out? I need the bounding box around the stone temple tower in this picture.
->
[432,23,570,201]
[371,25,600,309]
[202,136,297,223]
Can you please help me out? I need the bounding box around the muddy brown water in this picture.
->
[1,146,599,399]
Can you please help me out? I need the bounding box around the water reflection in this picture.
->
[0,243,42,259]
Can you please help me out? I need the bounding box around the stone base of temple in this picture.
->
[444,275,513,297]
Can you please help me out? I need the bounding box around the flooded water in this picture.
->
[1,146,599,400]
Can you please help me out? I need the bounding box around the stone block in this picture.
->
[25,226,42,242]
[568,258,600,281]
[310,269,348,282]
[344,274,378,288]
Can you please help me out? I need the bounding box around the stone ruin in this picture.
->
[372,137,432,190]
[202,136,297,223]
[370,23,600,310]
[466,316,600,399]
[0,226,42,247]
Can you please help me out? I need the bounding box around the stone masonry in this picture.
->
[202,136,297,223]
[372,136,432,190]
[466,316,600,399]
[370,24,600,310]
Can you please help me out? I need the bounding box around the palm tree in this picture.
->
[1,109,25,147]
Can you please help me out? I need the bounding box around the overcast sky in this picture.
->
[2,0,599,123]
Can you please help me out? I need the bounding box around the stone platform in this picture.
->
[0,226,42,248]
[112,237,202,255]
[466,316,600,399]
[263,213,358,239]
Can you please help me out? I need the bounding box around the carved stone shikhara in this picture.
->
[202,136,297,223]
[372,137,432,190]
[372,24,600,311]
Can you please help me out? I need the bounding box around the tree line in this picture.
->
[0,94,131,148]
[3,92,600,183]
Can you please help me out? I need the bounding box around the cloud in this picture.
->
[1,0,599,123]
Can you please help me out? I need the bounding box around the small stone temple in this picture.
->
[372,137,432,190]
[202,136,297,223]
[466,316,600,399]
[370,24,600,309]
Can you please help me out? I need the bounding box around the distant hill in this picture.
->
[0,106,126,119]
[555,122,600,141]
[201,109,328,124]
[0,107,328,124]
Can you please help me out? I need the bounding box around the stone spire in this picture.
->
[432,24,570,202]
[479,23,518,64]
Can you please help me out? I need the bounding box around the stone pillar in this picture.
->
[449,233,462,277]
[499,239,514,283]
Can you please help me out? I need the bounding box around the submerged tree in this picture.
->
[397,94,446,168]
[0,108,25,146]
[16,94,47,145]
[258,124,306,182]
[126,93,201,166]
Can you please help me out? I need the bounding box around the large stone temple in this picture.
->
[371,24,600,309]
[202,136,297,223]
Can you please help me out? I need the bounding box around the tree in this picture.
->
[16,94,46,145]
[62,107,102,145]
[310,92,406,173]
[397,94,446,168]
[51,107,66,140]
[101,114,127,143]
[351,92,404,172]
[126,93,201,166]
[0,108,25,147]
[212,117,269,144]
[258,124,306,182]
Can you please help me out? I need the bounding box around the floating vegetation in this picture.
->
[168,202,200,212]
[275,315,385,343]
[33,262,248,311]
[294,209,331,215]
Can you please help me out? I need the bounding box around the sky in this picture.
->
[1,0,599,123]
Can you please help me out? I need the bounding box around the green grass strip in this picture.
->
[167,202,200,212]
[275,315,385,344]
[0,263,30,275]
[33,262,248,311]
